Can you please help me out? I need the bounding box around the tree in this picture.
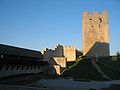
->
[116,51,120,56]
[116,51,120,60]
[76,50,83,60]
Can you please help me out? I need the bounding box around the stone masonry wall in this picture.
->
[43,44,76,62]
[53,57,67,68]
[63,45,76,61]
[82,11,110,57]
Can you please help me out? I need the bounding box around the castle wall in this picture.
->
[43,44,76,75]
[53,57,67,68]
[43,44,76,62]
[63,46,76,61]
[82,11,110,57]
[54,65,61,75]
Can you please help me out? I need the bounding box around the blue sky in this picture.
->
[0,0,120,55]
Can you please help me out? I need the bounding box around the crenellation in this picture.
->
[43,44,76,75]
[82,12,89,17]
[92,12,99,17]
[44,44,76,62]
[63,45,76,50]
[102,11,108,17]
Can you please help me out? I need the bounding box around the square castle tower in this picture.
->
[82,11,110,57]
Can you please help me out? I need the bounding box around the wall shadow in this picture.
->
[85,42,109,57]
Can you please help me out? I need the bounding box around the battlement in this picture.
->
[82,11,108,17]
[44,44,76,61]
[44,48,54,52]
[63,45,76,50]
[102,11,108,16]
[82,11,108,25]
[82,12,89,17]
[92,12,99,16]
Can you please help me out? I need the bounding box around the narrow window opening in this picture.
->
[90,19,92,20]
[99,18,102,22]
[92,25,93,28]
[99,25,100,28]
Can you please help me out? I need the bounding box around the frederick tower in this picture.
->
[82,11,110,57]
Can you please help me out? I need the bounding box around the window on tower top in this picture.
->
[99,18,102,22]
[90,18,92,20]
[99,25,100,28]
[92,25,93,28]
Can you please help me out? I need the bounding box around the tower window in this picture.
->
[92,25,93,28]
[99,18,102,22]
[99,25,100,28]
[90,19,92,20]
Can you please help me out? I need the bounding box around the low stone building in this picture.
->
[43,44,76,75]
[63,45,76,61]
[43,44,76,62]
[0,44,49,78]
[53,57,67,68]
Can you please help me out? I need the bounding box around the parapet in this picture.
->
[44,48,54,52]
[82,12,89,17]
[82,11,108,17]
[102,11,108,17]
[63,45,76,50]
[92,12,99,16]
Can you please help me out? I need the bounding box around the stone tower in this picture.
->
[82,11,110,57]
[63,45,76,61]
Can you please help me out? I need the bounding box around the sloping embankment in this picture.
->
[61,57,120,81]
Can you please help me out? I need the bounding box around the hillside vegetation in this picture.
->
[61,56,120,81]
